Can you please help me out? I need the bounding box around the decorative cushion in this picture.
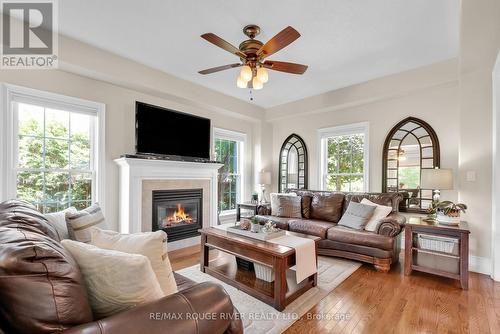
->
[0,200,93,334]
[66,204,106,242]
[338,202,376,230]
[361,198,393,232]
[90,228,177,296]
[61,239,165,319]
[309,193,345,223]
[275,195,302,218]
[301,195,312,218]
[44,207,77,241]
[270,192,297,216]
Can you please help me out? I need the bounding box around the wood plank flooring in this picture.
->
[170,252,500,333]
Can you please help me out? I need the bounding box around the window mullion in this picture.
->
[42,107,47,212]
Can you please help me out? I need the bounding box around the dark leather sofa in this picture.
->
[255,189,406,272]
[0,200,242,334]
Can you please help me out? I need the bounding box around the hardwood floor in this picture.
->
[170,252,500,333]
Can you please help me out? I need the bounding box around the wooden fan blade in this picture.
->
[201,33,247,59]
[257,26,300,59]
[198,63,242,75]
[263,60,308,74]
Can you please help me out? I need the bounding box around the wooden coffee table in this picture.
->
[199,226,320,311]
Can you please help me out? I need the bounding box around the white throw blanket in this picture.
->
[268,235,317,283]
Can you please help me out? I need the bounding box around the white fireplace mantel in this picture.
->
[114,157,223,235]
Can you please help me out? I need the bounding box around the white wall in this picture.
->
[0,36,265,231]
[458,0,500,273]
[266,60,459,202]
[492,52,500,281]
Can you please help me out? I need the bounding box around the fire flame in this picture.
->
[165,203,193,225]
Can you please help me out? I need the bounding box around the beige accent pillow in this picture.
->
[44,207,77,241]
[66,204,106,243]
[270,192,297,216]
[361,198,393,232]
[275,195,302,218]
[61,240,164,319]
[90,228,177,296]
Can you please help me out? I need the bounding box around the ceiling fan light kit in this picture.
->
[199,24,308,91]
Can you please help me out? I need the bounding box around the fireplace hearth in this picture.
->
[152,189,202,242]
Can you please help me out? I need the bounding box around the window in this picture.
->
[1,85,105,213]
[213,128,245,214]
[319,122,369,192]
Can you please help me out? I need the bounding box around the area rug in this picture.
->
[177,256,361,334]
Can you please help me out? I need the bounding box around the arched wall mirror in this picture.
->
[382,117,440,212]
[279,134,308,192]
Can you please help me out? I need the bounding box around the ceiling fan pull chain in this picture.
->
[249,89,254,101]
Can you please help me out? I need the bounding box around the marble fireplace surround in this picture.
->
[115,157,223,251]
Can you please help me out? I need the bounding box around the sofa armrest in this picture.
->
[376,213,406,237]
[61,282,243,334]
[256,204,271,215]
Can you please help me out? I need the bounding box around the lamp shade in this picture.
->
[421,168,453,190]
[256,171,271,185]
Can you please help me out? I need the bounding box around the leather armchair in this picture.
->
[62,282,243,334]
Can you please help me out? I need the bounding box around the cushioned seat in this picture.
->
[327,226,394,250]
[287,219,335,239]
[253,215,291,230]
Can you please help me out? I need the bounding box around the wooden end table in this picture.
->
[199,226,320,311]
[236,202,270,222]
[404,217,470,289]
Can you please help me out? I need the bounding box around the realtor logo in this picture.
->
[1,0,58,68]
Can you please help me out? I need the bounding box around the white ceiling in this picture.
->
[58,0,459,108]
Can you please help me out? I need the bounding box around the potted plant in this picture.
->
[250,217,261,233]
[251,192,259,204]
[433,200,467,225]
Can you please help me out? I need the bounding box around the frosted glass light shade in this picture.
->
[236,76,247,88]
[256,67,269,83]
[240,65,252,82]
[252,77,263,90]
[421,168,453,190]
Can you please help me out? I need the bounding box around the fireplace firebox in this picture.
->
[152,189,202,242]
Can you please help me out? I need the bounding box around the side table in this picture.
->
[236,202,270,222]
[404,217,470,289]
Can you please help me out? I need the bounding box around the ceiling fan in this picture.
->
[198,24,308,90]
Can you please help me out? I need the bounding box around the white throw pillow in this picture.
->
[361,198,393,232]
[66,203,107,243]
[90,228,177,296]
[44,207,77,240]
[61,239,164,319]
[270,192,297,216]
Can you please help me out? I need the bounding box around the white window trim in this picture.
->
[213,127,246,215]
[0,84,106,214]
[318,122,370,192]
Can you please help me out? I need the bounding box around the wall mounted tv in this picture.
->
[135,101,211,160]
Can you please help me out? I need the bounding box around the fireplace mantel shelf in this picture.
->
[114,157,223,247]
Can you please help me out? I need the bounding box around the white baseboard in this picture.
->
[469,256,492,275]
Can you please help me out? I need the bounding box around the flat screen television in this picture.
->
[135,101,211,160]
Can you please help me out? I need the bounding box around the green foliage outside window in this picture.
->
[16,103,93,213]
[214,138,239,212]
[326,134,364,192]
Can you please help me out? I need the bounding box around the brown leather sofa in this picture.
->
[0,200,242,334]
[255,189,405,272]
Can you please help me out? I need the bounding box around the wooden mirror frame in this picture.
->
[382,117,440,213]
[279,134,308,192]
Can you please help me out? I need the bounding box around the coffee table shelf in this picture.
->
[199,227,320,311]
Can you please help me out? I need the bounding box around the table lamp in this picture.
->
[420,168,453,202]
[256,171,271,203]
